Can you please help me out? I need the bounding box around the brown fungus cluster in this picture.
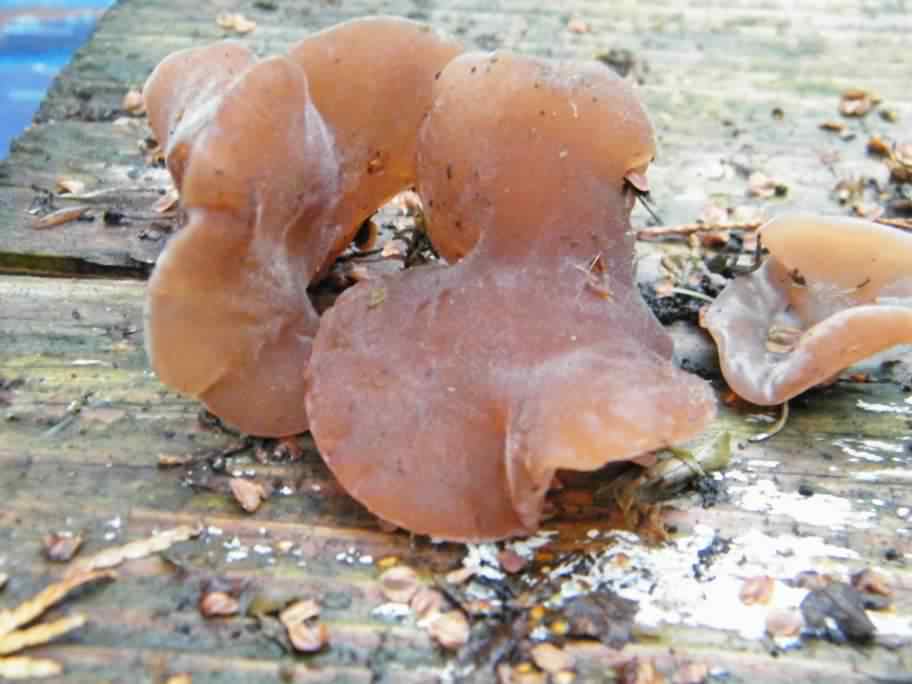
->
[143,18,460,436]
[703,213,912,406]
[305,52,717,541]
[143,20,722,541]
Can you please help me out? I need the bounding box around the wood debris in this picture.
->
[65,524,201,577]
[31,206,91,230]
[43,532,83,562]
[216,13,256,34]
[229,477,270,513]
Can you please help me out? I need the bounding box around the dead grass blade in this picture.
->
[0,656,63,679]
[0,571,113,638]
[0,615,86,656]
[65,524,201,577]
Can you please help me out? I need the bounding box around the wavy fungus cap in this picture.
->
[306,51,716,541]
[142,18,462,436]
[703,213,912,405]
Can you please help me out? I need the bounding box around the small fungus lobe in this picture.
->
[703,213,912,405]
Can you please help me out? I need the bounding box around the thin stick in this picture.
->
[636,216,912,241]
[748,402,790,443]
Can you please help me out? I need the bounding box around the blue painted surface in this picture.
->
[0,0,113,157]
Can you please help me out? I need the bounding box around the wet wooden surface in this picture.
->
[1,1,911,682]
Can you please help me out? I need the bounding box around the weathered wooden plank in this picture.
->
[2,274,912,681]
[1,0,909,276]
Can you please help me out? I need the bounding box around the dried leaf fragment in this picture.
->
[121,89,145,115]
[672,663,709,684]
[819,120,846,133]
[0,614,86,656]
[410,587,445,620]
[739,575,775,605]
[530,642,573,673]
[766,325,802,354]
[427,610,469,650]
[747,172,788,199]
[279,599,320,625]
[216,13,256,34]
[497,548,528,574]
[43,532,83,562]
[287,622,329,653]
[152,189,179,213]
[157,452,194,467]
[31,206,91,230]
[0,570,114,638]
[851,568,892,598]
[65,525,201,578]
[766,609,803,637]
[839,89,879,117]
[0,656,63,679]
[55,178,86,195]
[165,675,192,684]
[229,477,269,513]
[199,591,239,617]
[379,565,420,604]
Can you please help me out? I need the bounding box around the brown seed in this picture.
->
[851,568,892,597]
[199,591,239,617]
[427,610,469,650]
[819,120,846,133]
[280,599,320,625]
[766,609,803,637]
[43,532,83,562]
[379,565,420,604]
[229,477,268,513]
[530,642,573,673]
[287,622,329,652]
[867,136,891,157]
[739,575,775,605]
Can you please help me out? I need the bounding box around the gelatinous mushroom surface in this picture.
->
[703,213,912,405]
[143,17,461,435]
[307,52,717,541]
[145,55,338,436]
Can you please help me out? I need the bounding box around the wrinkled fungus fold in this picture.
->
[703,213,912,405]
[142,17,461,435]
[306,51,717,541]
